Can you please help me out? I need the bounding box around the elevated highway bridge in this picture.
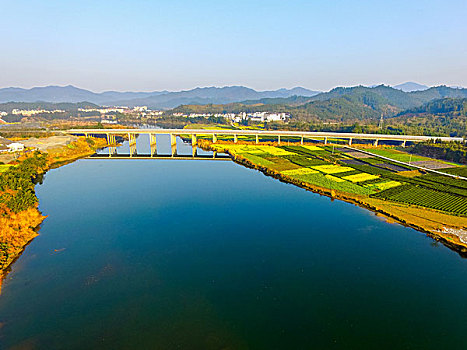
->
[66,128,465,157]
[68,128,466,180]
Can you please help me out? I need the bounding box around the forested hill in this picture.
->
[388,98,467,137]
[308,85,416,110]
[170,93,467,137]
[308,85,467,110]
[395,98,467,116]
[172,85,467,122]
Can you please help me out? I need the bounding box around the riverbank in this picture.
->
[199,139,467,255]
[0,136,108,290]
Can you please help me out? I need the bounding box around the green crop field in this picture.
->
[363,148,428,162]
[293,172,372,195]
[212,142,467,215]
[440,166,467,178]
[240,153,276,167]
[372,185,467,215]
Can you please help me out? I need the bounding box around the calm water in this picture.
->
[0,136,466,349]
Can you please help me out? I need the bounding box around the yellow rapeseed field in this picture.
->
[301,146,324,151]
[281,168,319,176]
[311,164,355,174]
[343,173,380,183]
[325,174,345,182]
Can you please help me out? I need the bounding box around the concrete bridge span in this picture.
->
[66,128,465,157]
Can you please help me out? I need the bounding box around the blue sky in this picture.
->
[1,0,466,91]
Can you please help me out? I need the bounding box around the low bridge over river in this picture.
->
[66,128,465,157]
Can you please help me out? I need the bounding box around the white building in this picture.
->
[133,106,148,112]
[8,142,24,152]
[265,113,289,122]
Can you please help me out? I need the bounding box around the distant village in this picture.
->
[0,106,290,125]
[172,111,290,123]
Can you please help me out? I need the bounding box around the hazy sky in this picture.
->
[1,0,466,92]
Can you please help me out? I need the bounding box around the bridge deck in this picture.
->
[89,154,230,160]
[67,128,465,142]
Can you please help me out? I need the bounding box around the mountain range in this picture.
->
[0,85,320,109]
[1,83,464,112]
[171,85,467,123]
[393,82,429,92]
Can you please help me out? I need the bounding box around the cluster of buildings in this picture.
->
[0,105,290,125]
[79,106,163,119]
[239,112,290,123]
[0,106,163,124]
[78,107,127,114]
[0,139,25,153]
[173,111,290,123]
[11,109,65,116]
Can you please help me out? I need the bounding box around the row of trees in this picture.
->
[0,151,48,213]
[409,141,467,165]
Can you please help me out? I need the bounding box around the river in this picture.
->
[0,136,466,349]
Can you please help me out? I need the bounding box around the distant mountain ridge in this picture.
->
[2,84,466,113]
[0,85,166,105]
[0,85,320,108]
[306,85,467,110]
[393,82,429,92]
[171,85,467,125]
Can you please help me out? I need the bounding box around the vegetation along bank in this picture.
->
[0,136,108,288]
[198,139,467,255]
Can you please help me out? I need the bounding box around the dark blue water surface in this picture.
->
[0,137,466,349]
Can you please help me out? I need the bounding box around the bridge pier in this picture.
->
[149,134,157,156]
[212,134,217,143]
[234,134,238,143]
[192,144,197,157]
[129,144,137,157]
[128,133,137,157]
[278,135,281,145]
[402,140,407,147]
[300,136,304,145]
[170,134,177,157]
[348,138,353,146]
[255,134,259,144]
[150,144,157,157]
[170,134,177,147]
[324,137,328,145]
[106,133,117,145]
[374,139,378,147]
[128,133,137,146]
[191,134,197,146]
[108,146,117,157]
